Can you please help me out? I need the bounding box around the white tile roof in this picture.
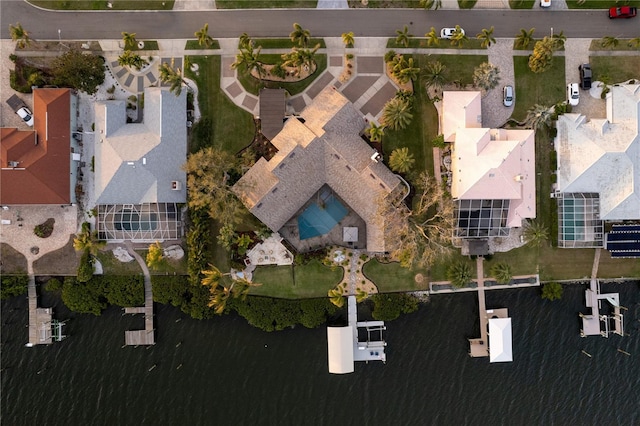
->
[556,85,640,220]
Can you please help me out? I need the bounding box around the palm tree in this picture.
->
[381,97,413,131]
[121,31,137,50]
[490,262,513,285]
[73,222,106,256]
[420,0,442,9]
[342,31,355,48]
[551,30,566,50]
[118,50,148,70]
[515,28,535,49]
[523,220,549,247]
[397,57,420,83]
[389,147,415,173]
[525,104,553,131]
[146,242,164,270]
[232,44,266,79]
[425,27,439,47]
[195,23,214,48]
[476,26,496,48]
[366,122,385,142]
[447,261,472,288]
[9,22,33,49]
[395,25,413,48]
[159,59,186,96]
[282,44,319,73]
[328,287,345,308]
[628,37,640,48]
[600,36,619,48]
[290,23,311,47]
[239,32,252,49]
[201,264,223,291]
[424,60,447,90]
[450,25,468,48]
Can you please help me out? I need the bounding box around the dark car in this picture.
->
[609,6,637,18]
[579,64,592,90]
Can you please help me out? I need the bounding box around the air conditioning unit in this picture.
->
[171,181,181,190]
[371,152,382,163]
[514,174,523,182]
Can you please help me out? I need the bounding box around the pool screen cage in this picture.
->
[454,199,510,238]
[96,203,182,242]
[557,193,603,248]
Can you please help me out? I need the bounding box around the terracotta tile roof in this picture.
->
[1,89,71,204]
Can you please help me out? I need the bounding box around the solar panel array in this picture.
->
[606,225,640,258]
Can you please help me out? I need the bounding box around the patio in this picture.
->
[245,233,293,266]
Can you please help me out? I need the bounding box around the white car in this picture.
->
[440,27,465,39]
[16,106,34,126]
[567,83,580,106]
[540,0,551,8]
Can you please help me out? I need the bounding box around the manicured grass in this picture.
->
[589,39,640,52]
[509,0,535,8]
[566,0,640,8]
[590,56,640,84]
[348,0,414,6]
[185,55,255,154]
[136,250,188,275]
[512,55,566,122]
[123,40,159,52]
[185,40,221,50]
[251,260,343,298]
[95,250,143,275]
[383,54,486,176]
[216,0,316,8]
[362,259,429,292]
[248,38,326,49]
[28,0,173,9]
[386,38,487,50]
[235,54,327,96]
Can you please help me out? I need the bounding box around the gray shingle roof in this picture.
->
[94,88,187,204]
[234,87,401,252]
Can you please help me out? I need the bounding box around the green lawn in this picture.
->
[509,0,535,8]
[216,0,316,7]
[590,56,640,83]
[512,55,566,122]
[249,38,326,49]
[566,0,640,8]
[185,40,221,50]
[185,55,255,154]
[28,0,173,9]
[386,38,487,49]
[137,250,187,275]
[362,259,429,292]
[236,54,327,96]
[589,39,640,52]
[252,260,343,298]
[95,251,143,275]
[383,54,486,176]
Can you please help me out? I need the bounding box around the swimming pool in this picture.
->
[297,194,348,240]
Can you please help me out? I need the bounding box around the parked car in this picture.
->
[579,64,592,90]
[440,27,465,39]
[609,6,637,19]
[16,106,34,126]
[503,85,514,107]
[540,0,551,8]
[567,83,580,106]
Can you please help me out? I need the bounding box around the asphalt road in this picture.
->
[1,1,639,41]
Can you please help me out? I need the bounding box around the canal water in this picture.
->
[2,282,639,425]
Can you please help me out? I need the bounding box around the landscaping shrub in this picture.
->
[1,275,28,299]
[61,277,107,315]
[370,293,419,321]
[76,249,94,283]
[186,209,214,286]
[94,275,144,307]
[549,150,558,171]
[33,218,55,238]
[44,277,63,293]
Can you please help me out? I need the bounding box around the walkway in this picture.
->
[123,242,155,345]
[468,257,489,357]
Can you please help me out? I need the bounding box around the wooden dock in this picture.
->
[469,257,489,357]
[27,273,54,346]
[123,243,155,346]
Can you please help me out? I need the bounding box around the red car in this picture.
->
[609,6,637,18]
